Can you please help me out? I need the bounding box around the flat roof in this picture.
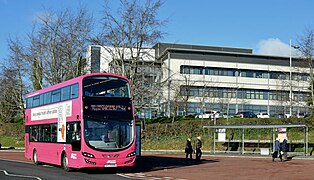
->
[154,43,306,68]
[154,42,253,55]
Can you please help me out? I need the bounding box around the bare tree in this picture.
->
[274,79,290,114]
[94,0,167,113]
[27,28,44,90]
[0,7,93,124]
[0,37,29,122]
[26,7,93,87]
[297,27,314,109]
[198,79,220,114]
[0,67,26,123]
[179,75,195,115]
[216,88,237,117]
[169,82,186,123]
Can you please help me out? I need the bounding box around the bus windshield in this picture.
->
[84,118,133,151]
[83,76,130,98]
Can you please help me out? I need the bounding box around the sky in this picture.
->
[0,0,313,63]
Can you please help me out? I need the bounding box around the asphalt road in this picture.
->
[0,160,128,180]
[0,152,210,180]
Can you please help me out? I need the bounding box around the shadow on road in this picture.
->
[82,155,219,174]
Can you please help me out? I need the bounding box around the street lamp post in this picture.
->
[289,40,300,116]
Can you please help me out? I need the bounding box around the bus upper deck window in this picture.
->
[85,90,94,96]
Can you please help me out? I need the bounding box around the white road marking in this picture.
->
[116,173,133,179]
[0,170,42,180]
[0,158,33,164]
[116,172,187,180]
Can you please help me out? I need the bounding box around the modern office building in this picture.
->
[87,43,310,118]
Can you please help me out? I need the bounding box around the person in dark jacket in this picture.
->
[282,139,288,160]
[185,138,193,159]
[272,138,282,162]
[195,136,202,160]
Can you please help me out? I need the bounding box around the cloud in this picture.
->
[255,38,292,57]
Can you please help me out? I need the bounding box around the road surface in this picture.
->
[1,151,314,180]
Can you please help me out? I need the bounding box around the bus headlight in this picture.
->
[82,152,95,158]
[126,152,136,157]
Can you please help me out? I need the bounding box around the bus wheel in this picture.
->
[62,153,71,172]
[33,150,39,165]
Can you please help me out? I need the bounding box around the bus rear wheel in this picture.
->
[62,153,72,172]
[33,150,40,165]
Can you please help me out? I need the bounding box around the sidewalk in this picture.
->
[142,149,314,160]
[0,147,24,152]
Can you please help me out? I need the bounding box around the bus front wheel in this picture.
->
[62,153,71,172]
[33,150,40,165]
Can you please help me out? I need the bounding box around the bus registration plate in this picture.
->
[105,164,117,167]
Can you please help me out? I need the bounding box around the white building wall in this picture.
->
[161,55,310,115]
[87,45,156,73]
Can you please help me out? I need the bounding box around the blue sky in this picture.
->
[0,0,313,62]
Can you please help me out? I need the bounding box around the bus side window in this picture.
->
[51,89,61,103]
[72,122,81,141]
[39,94,44,106]
[51,124,57,142]
[66,124,72,143]
[68,122,81,151]
[30,126,38,142]
[27,97,33,108]
[61,86,71,101]
[33,95,40,107]
[66,123,80,142]
[44,92,51,105]
[71,84,79,98]
[42,125,51,142]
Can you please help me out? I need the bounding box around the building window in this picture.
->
[179,65,309,82]
[91,46,101,73]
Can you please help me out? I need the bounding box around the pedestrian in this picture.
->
[195,136,202,160]
[272,138,282,162]
[282,138,288,160]
[185,138,193,159]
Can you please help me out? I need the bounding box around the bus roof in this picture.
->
[26,72,129,98]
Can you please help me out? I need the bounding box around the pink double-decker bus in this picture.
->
[24,73,136,171]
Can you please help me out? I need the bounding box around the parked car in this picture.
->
[284,113,294,118]
[256,112,270,118]
[195,113,209,118]
[221,112,234,118]
[211,111,221,119]
[271,114,284,118]
[234,111,257,118]
[296,113,305,118]
[304,114,311,118]
[195,111,221,119]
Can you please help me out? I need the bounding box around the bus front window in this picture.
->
[84,118,133,151]
[83,76,130,98]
